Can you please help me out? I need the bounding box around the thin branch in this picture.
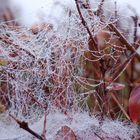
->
[25,89,48,110]
[109,92,130,120]
[96,0,105,18]
[111,52,135,82]
[81,0,94,17]
[3,7,19,26]
[41,111,47,140]
[130,14,138,83]
[94,131,104,140]
[0,35,35,59]
[132,16,138,46]
[108,23,140,61]
[10,114,44,140]
[114,1,117,20]
[74,0,98,50]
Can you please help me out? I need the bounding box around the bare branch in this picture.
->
[10,114,44,140]
[96,0,105,18]
[41,111,47,140]
[108,23,140,61]
[74,0,98,50]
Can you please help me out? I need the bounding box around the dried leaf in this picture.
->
[55,126,77,140]
[129,85,140,124]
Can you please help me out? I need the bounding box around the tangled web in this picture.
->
[0,4,94,121]
[0,0,140,139]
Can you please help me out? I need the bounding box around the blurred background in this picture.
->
[0,0,140,26]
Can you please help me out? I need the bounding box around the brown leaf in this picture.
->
[129,85,140,124]
[55,126,77,140]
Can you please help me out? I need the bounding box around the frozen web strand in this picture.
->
[0,8,91,120]
[0,1,140,139]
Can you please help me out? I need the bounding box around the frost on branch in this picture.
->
[0,0,140,140]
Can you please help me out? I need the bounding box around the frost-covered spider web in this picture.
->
[0,6,91,121]
[0,0,139,139]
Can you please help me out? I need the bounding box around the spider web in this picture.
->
[0,0,139,139]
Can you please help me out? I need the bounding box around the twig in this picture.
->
[132,16,138,45]
[74,0,98,50]
[96,0,105,18]
[114,1,117,20]
[24,89,48,109]
[9,114,44,140]
[3,7,18,26]
[108,23,140,61]
[112,52,135,82]
[109,92,130,120]
[0,35,35,59]
[94,131,104,140]
[130,15,138,83]
[81,0,94,17]
[41,111,47,140]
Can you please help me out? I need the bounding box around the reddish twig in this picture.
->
[0,35,35,58]
[74,0,98,50]
[130,15,138,83]
[111,53,135,82]
[96,0,105,18]
[132,16,138,46]
[108,23,140,61]
[9,114,44,140]
[109,92,130,120]
[80,0,94,17]
[3,7,18,26]
[41,111,47,140]
[24,89,48,110]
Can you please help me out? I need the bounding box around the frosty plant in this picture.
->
[0,0,140,139]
